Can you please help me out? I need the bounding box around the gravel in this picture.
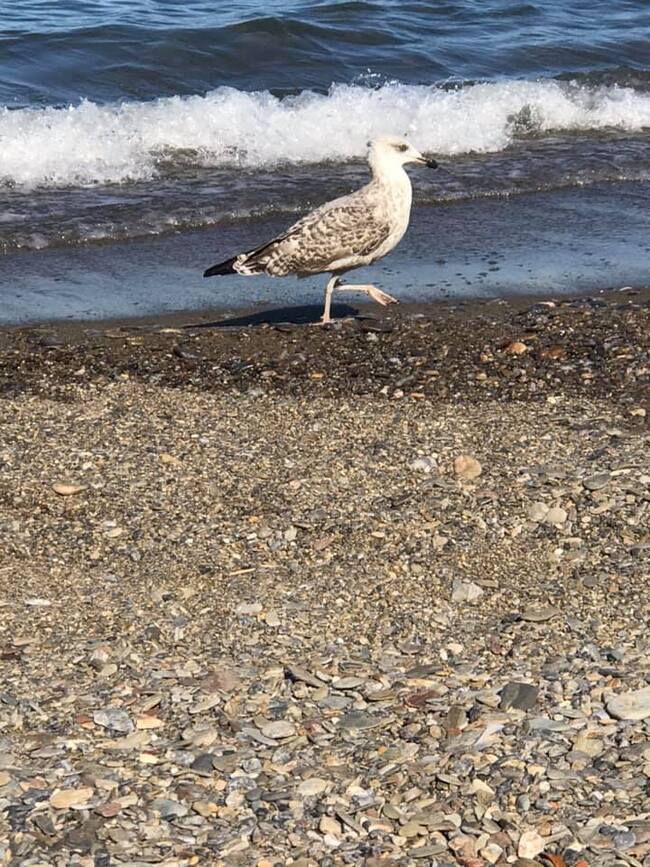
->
[0,290,648,865]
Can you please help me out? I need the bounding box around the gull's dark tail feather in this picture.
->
[204,232,287,278]
[203,255,238,278]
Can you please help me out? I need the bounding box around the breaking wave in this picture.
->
[2,78,649,188]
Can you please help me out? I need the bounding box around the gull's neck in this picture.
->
[369,153,410,187]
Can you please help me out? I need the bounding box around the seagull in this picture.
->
[203,136,438,324]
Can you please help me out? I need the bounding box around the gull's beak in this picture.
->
[414,153,438,169]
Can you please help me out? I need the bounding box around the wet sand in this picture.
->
[1,181,649,326]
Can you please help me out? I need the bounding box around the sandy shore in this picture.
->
[0,291,649,866]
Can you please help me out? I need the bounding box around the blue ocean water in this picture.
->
[0,1,649,284]
[2,1,650,106]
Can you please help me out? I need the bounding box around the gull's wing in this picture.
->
[232,186,392,277]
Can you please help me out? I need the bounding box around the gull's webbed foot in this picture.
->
[365,285,399,307]
[335,283,399,307]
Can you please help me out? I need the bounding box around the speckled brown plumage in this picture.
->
[238,193,392,277]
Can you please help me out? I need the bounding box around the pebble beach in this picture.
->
[0,291,649,866]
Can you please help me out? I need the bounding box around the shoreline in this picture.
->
[1,181,649,327]
[0,283,641,335]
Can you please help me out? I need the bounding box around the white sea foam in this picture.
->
[1,79,649,187]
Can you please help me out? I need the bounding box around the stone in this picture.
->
[500,682,538,711]
[135,715,164,730]
[189,693,220,714]
[505,340,528,355]
[469,778,495,803]
[517,794,531,812]
[454,455,482,480]
[159,452,182,465]
[539,344,565,360]
[52,482,87,496]
[297,777,329,797]
[332,676,365,690]
[544,506,567,524]
[286,664,322,687]
[475,690,501,709]
[401,821,426,838]
[517,830,545,859]
[105,526,124,538]
[236,601,263,616]
[613,830,636,850]
[481,843,503,864]
[320,815,341,836]
[527,502,548,522]
[90,647,110,668]
[265,610,281,627]
[445,705,468,732]
[584,472,610,490]
[572,730,604,757]
[151,798,188,819]
[451,579,484,603]
[521,605,560,622]
[190,753,215,775]
[338,711,383,731]
[50,787,94,809]
[260,720,295,739]
[106,731,149,750]
[204,666,240,692]
[449,833,478,860]
[96,800,122,818]
[410,845,447,858]
[606,686,650,721]
[93,708,133,733]
[411,456,437,473]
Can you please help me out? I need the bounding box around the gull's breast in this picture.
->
[370,180,413,262]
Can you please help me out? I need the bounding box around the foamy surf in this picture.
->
[2,79,650,188]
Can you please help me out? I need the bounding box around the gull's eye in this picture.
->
[396,143,409,152]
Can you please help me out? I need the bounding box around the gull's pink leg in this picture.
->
[319,275,341,324]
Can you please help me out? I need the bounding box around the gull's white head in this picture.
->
[368,136,438,175]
